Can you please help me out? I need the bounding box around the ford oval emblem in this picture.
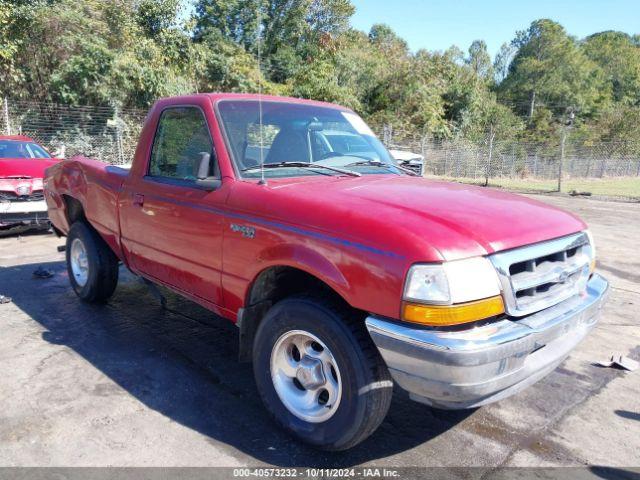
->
[16,185,31,196]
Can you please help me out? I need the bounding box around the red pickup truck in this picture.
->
[44,93,608,451]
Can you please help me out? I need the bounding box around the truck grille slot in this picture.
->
[0,190,44,202]
[490,232,592,317]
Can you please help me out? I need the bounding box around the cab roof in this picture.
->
[155,93,353,112]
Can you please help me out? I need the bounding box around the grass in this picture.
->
[430,176,640,199]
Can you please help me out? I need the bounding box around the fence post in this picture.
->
[420,134,427,174]
[558,128,566,192]
[484,125,494,187]
[2,98,11,135]
[112,104,125,165]
[557,109,575,192]
[383,124,392,147]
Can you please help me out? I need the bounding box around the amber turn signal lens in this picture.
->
[402,296,505,326]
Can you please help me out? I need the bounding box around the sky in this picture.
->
[350,0,639,57]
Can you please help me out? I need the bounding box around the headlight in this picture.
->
[404,257,502,304]
[402,257,504,326]
[403,264,450,303]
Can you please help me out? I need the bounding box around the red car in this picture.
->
[44,94,608,450]
[0,135,60,232]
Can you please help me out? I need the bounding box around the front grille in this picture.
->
[490,232,592,317]
[0,190,44,202]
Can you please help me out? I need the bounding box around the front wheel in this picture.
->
[253,296,393,450]
[66,222,119,303]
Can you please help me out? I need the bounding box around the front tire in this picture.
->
[66,222,119,303]
[253,296,393,451]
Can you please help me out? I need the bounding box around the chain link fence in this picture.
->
[1,98,145,165]
[380,125,640,200]
[1,99,639,199]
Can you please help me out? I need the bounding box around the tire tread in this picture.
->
[67,221,119,303]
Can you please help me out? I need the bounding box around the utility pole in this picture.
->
[558,108,575,192]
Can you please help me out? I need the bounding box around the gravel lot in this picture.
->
[0,194,639,471]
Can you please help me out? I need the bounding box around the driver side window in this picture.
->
[149,107,215,181]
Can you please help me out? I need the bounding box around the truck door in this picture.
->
[119,104,227,308]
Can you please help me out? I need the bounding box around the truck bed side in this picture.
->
[45,156,129,262]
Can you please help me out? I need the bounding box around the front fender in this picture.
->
[249,242,351,302]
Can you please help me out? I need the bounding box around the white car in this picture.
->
[389,149,425,176]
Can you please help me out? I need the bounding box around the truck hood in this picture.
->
[266,175,586,261]
[0,158,60,179]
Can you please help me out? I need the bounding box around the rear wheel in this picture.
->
[253,296,393,451]
[66,222,119,303]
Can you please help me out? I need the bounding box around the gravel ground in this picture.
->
[0,194,638,472]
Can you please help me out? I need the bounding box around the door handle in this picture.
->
[133,193,144,207]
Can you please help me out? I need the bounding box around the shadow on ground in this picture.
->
[0,260,472,466]
[615,410,640,422]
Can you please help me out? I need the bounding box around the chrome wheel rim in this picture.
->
[70,238,89,287]
[270,330,342,423]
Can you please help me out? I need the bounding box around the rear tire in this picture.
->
[66,222,119,303]
[253,295,393,451]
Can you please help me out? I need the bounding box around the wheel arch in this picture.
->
[237,262,362,362]
[62,194,87,226]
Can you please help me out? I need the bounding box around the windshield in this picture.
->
[217,100,400,179]
[0,140,51,159]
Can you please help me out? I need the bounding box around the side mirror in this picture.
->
[197,152,211,180]
[196,152,222,191]
[196,178,222,191]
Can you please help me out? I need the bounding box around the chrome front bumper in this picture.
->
[0,200,49,228]
[366,274,609,409]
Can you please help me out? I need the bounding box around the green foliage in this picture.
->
[137,0,181,37]
[499,19,609,118]
[290,57,360,109]
[582,31,640,106]
[466,40,494,82]
[493,42,516,84]
[1,2,638,149]
[195,0,354,69]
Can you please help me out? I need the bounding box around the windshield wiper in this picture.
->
[345,160,420,177]
[241,162,361,177]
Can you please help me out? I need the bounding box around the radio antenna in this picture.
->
[257,3,267,185]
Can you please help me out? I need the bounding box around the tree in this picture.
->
[195,0,354,70]
[2,0,200,107]
[582,31,640,106]
[2,3,639,150]
[290,58,360,109]
[499,19,609,121]
[459,90,523,143]
[466,40,494,82]
[493,42,516,84]
[368,23,408,54]
[0,1,19,90]
[136,0,181,38]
